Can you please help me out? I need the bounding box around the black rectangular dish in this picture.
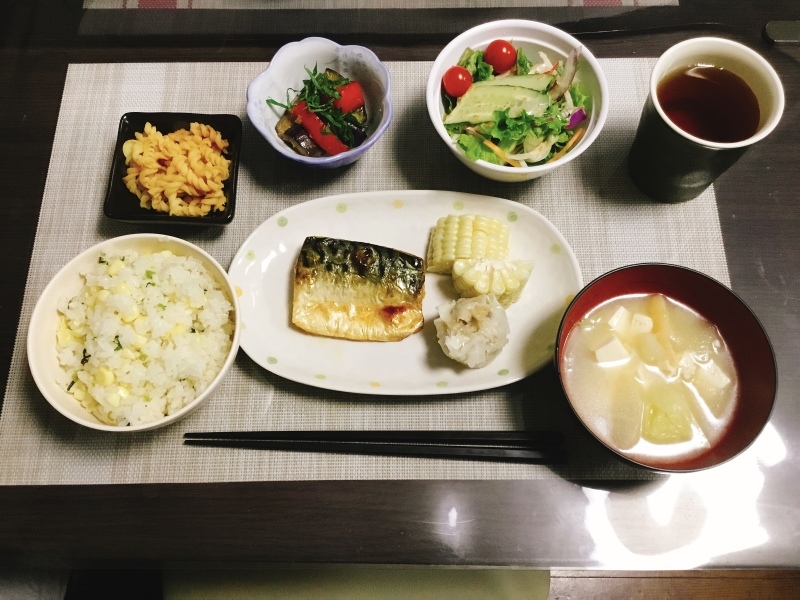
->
[103,112,242,226]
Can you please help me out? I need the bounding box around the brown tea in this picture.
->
[657,65,760,143]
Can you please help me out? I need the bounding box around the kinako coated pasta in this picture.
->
[121,122,231,217]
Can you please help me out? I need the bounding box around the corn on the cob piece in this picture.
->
[426,214,509,274]
[452,258,534,307]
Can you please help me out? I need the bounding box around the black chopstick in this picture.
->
[183,430,565,464]
[184,429,562,445]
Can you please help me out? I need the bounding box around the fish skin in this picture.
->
[292,237,425,342]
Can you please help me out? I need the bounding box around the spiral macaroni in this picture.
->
[121,122,231,217]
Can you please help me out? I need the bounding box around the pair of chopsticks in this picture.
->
[183,430,565,464]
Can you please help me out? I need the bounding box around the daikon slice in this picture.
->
[609,374,644,450]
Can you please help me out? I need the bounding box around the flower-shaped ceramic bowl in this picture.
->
[247,37,392,168]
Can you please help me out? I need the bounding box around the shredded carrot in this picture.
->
[465,127,524,168]
[547,127,586,163]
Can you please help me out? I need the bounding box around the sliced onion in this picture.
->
[563,90,575,112]
[532,51,554,74]
[567,107,587,129]
[506,136,555,162]
[549,47,581,101]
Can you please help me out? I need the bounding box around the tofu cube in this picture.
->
[630,313,654,334]
[608,306,632,333]
[594,336,630,365]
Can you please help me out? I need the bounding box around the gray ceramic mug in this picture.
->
[628,37,784,203]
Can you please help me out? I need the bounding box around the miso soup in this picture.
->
[561,293,739,467]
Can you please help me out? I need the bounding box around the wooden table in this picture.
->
[1,0,799,573]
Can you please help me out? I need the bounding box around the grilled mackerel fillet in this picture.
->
[292,236,426,341]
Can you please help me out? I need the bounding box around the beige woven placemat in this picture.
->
[0,59,727,485]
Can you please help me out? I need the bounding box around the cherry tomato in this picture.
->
[442,66,473,98]
[483,39,517,74]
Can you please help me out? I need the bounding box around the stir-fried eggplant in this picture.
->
[275,113,325,158]
[269,67,370,158]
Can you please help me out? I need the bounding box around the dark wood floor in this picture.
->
[549,570,800,599]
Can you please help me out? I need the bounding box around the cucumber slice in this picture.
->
[472,74,553,92]
[444,85,550,125]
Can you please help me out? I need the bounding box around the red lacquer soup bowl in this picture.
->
[555,264,777,472]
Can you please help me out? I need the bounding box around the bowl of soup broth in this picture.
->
[555,264,776,472]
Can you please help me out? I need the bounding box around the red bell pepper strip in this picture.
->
[332,81,366,114]
[291,101,349,156]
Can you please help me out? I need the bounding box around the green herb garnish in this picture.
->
[267,66,363,147]
[113,335,122,351]
[81,349,91,365]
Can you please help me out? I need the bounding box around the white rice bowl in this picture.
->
[27,234,240,432]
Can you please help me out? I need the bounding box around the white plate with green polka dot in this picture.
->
[229,190,582,395]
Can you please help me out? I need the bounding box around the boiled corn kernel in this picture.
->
[95,367,115,386]
[121,307,139,323]
[113,282,131,295]
[56,316,83,346]
[107,259,126,277]
[451,259,533,307]
[426,214,509,274]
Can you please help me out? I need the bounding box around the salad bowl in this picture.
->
[247,37,392,169]
[427,19,609,183]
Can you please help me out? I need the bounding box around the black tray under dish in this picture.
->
[103,112,242,226]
